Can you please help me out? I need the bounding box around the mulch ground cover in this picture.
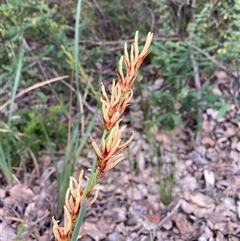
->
[1,71,240,241]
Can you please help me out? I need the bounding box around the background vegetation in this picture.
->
[1,0,239,208]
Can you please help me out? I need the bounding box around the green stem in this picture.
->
[70,158,97,241]
[70,200,87,241]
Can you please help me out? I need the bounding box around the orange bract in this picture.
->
[90,121,134,178]
[101,81,133,131]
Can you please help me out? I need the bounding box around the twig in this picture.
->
[67,72,74,160]
[15,76,69,99]
[0,75,68,112]
[189,0,201,91]
[137,199,182,236]
[189,49,201,91]
[44,67,96,114]
[230,76,240,110]
[192,45,227,72]
[188,0,202,144]
[22,38,48,80]
[192,45,239,110]
[28,148,40,179]
[147,7,155,31]
[77,36,181,47]
[155,199,182,230]
[5,211,50,226]
[61,80,95,114]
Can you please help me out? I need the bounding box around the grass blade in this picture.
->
[0,144,12,184]
[8,44,23,126]
[74,0,82,94]
[70,200,87,241]
[71,158,97,241]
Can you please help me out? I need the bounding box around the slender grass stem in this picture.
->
[8,44,23,127]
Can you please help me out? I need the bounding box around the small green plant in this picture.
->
[157,161,175,205]
[1,0,68,81]
[0,0,71,186]
[0,103,68,184]
[15,222,25,241]
[0,138,13,184]
[147,0,239,130]
[141,82,227,130]
[143,124,175,205]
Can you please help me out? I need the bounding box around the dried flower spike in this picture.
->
[102,31,153,130]
[52,31,153,241]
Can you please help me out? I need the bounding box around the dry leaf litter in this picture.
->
[1,71,240,241]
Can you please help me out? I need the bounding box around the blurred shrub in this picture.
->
[1,104,67,164]
[148,0,239,129]
[80,0,154,40]
[0,0,68,82]
[0,1,71,176]
[142,83,225,130]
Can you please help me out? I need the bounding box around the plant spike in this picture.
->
[52,31,153,241]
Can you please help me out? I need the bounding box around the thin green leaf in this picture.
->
[0,144,12,184]
[8,44,23,126]
[70,200,88,241]
[74,0,82,95]
[217,103,228,119]
[71,158,97,241]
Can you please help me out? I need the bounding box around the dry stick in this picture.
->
[61,80,95,114]
[147,7,155,31]
[189,0,201,91]
[28,148,40,179]
[137,200,182,235]
[189,0,202,144]
[15,76,69,99]
[79,90,85,136]
[78,36,181,47]
[189,47,201,89]
[230,76,240,110]
[23,38,48,80]
[67,71,74,160]
[5,211,50,226]
[92,0,106,19]
[192,45,227,72]
[155,199,182,230]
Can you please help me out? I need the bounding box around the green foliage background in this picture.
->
[0,0,239,202]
